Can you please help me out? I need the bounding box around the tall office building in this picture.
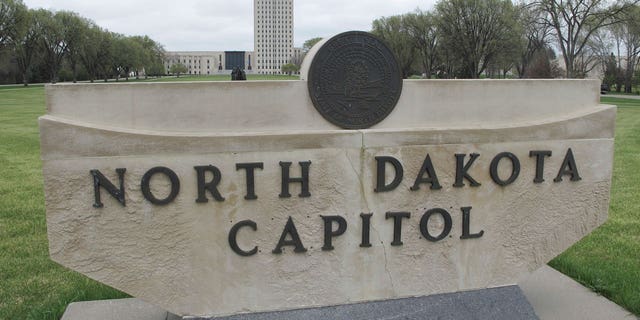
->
[254,0,294,74]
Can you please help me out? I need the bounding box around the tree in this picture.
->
[11,7,38,86]
[526,46,562,77]
[97,31,115,81]
[601,52,618,86]
[0,0,27,49]
[130,35,165,79]
[34,9,68,83]
[514,3,551,78]
[281,63,299,75]
[404,10,439,78]
[112,35,143,81]
[609,5,640,92]
[79,24,109,83]
[487,11,524,78]
[58,11,87,83]
[536,0,638,78]
[169,63,187,77]
[436,0,519,78]
[302,37,323,52]
[372,15,416,78]
[146,61,165,77]
[589,28,616,77]
[1,2,167,84]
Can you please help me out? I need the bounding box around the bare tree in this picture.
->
[536,0,638,78]
[527,47,563,77]
[436,0,519,78]
[404,10,439,78]
[588,28,615,78]
[515,3,552,77]
[609,5,640,92]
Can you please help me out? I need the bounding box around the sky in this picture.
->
[22,0,437,52]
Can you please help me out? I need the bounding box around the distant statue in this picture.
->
[231,67,238,80]
[231,66,246,81]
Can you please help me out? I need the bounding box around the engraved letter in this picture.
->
[360,213,373,248]
[279,161,311,198]
[460,206,484,239]
[272,217,307,254]
[236,162,264,200]
[410,154,442,191]
[385,211,411,246]
[194,165,225,203]
[90,168,126,208]
[530,150,552,183]
[229,220,258,256]
[375,156,404,192]
[453,153,481,187]
[141,167,180,205]
[321,215,347,251]
[554,148,582,182]
[420,208,452,242]
[490,152,521,186]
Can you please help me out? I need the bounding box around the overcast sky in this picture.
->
[22,0,437,51]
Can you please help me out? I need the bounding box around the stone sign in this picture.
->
[40,33,615,318]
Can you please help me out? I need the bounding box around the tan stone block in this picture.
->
[40,80,615,317]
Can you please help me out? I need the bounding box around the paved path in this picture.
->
[603,94,640,100]
[520,265,637,320]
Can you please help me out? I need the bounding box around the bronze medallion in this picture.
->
[307,31,403,129]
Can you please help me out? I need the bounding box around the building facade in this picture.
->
[254,0,294,74]
[164,51,254,75]
[165,0,297,75]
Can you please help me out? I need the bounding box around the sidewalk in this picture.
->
[519,265,636,320]
[603,94,640,100]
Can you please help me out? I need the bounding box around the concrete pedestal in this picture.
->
[61,266,636,320]
[64,286,536,320]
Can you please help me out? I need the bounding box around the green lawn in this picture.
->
[116,74,299,82]
[0,86,129,320]
[549,96,640,315]
[0,87,638,319]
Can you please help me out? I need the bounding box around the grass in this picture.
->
[0,74,299,87]
[0,84,637,319]
[104,74,299,82]
[142,74,300,82]
[549,96,640,315]
[0,84,46,90]
[0,86,129,320]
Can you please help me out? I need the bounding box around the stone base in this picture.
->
[62,286,537,320]
[61,266,638,320]
[195,286,536,320]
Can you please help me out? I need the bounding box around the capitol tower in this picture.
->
[254,0,294,74]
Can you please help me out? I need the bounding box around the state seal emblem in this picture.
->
[307,31,403,129]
